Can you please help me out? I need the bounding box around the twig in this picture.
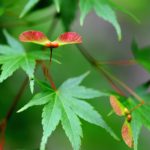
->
[97,60,136,65]
[77,45,126,96]
[77,44,144,104]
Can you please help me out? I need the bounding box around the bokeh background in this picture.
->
[0,0,150,149]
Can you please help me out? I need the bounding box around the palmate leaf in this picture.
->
[0,30,58,92]
[18,72,118,150]
[79,0,121,40]
[79,0,138,40]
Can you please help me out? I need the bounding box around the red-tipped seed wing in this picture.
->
[55,32,82,46]
[19,30,51,46]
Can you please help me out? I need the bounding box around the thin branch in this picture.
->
[77,44,144,104]
[97,59,136,65]
[77,45,125,96]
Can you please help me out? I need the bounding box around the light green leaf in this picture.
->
[3,29,24,53]
[131,111,142,150]
[0,56,23,82]
[60,71,90,89]
[40,95,61,150]
[53,0,61,12]
[60,95,82,150]
[71,98,119,140]
[79,0,126,40]
[0,45,15,55]
[17,92,54,113]
[79,0,93,26]
[20,0,40,18]
[18,72,118,150]
[21,55,36,93]
[94,0,121,40]
[67,86,108,99]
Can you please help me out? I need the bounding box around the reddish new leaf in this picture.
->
[55,32,82,46]
[19,30,51,46]
[121,121,133,148]
[110,95,124,116]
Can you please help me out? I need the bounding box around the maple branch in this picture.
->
[97,59,136,65]
[41,61,57,90]
[77,45,144,104]
[77,45,125,96]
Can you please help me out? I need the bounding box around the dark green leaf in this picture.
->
[60,0,78,31]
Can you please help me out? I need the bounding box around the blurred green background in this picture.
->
[0,0,150,149]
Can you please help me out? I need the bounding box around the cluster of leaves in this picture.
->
[19,0,139,39]
[0,29,58,93]
[18,72,119,150]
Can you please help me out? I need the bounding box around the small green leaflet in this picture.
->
[18,72,119,150]
[20,0,40,18]
[53,0,61,12]
[0,30,58,93]
[79,0,121,40]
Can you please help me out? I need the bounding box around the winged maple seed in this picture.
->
[19,30,82,48]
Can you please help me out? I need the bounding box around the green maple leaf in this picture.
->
[0,29,58,93]
[18,72,119,150]
[79,0,139,40]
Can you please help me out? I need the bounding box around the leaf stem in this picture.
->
[41,61,57,90]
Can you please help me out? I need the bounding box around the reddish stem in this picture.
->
[41,61,57,90]
[98,60,136,65]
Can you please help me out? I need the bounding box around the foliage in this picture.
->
[0,0,150,150]
[18,72,118,150]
